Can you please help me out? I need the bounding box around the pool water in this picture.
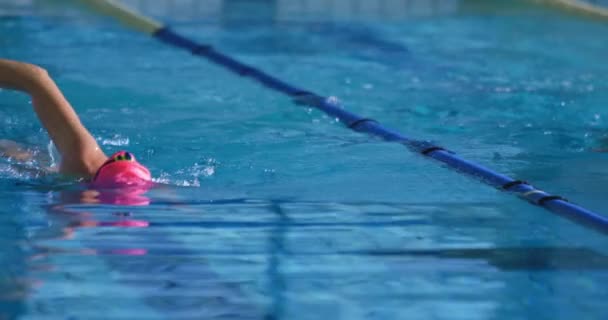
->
[1,0,608,319]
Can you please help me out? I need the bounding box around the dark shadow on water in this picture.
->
[358,247,608,271]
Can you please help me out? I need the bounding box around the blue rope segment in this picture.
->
[153,26,608,235]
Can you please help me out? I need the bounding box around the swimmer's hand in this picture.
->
[0,139,32,161]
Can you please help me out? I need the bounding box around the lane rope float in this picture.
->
[76,0,608,235]
[536,0,608,20]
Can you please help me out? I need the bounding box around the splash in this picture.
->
[100,134,130,147]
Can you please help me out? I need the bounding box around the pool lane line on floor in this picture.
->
[536,0,608,20]
[76,0,608,236]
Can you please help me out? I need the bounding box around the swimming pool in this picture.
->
[1,0,608,319]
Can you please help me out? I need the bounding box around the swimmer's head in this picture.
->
[90,151,152,189]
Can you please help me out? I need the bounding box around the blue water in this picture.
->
[1,0,608,319]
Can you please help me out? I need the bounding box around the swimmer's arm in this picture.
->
[0,58,42,91]
[0,59,107,177]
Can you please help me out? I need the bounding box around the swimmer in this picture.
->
[0,58,151,188]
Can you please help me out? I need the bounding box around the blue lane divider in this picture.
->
[153,27,608,235]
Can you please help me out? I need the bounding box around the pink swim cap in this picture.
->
[90,151,152,189]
